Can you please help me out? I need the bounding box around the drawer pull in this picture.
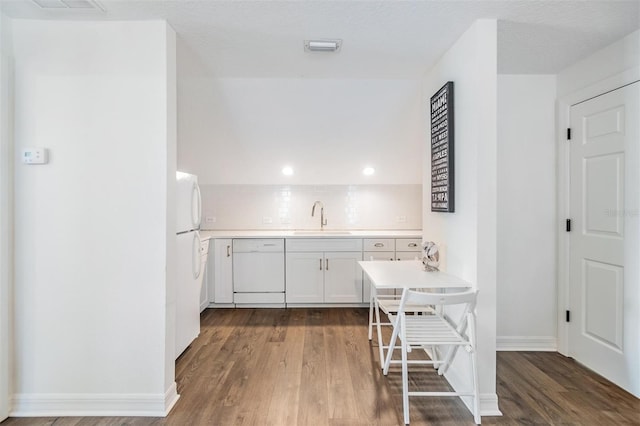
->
[263,243,277,246]
[326,259,329,270]
[374,243,384,247]
[319,258,323,270]
[408,243,418,248]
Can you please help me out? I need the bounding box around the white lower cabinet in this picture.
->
[324,252,363,302]
[285,252,325,303]
[211,238,233,304]
[286,238,363,304]
[209,236,419,307]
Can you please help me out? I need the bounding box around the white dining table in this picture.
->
[358,259,471,290]
[358,260,472,367]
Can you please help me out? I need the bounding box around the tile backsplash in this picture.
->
[200,184,422,230]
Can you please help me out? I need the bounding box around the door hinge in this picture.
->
[566,310,571,323]
[566,219,572,232]
[567,128,572,140]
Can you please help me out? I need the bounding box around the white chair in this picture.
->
[368,286,402,365]
[367,259,433,367]
[367,257,398,345]
[382,288,480,425]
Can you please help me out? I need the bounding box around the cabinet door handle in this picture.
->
[226,245,231,257]
[325,258,329,270]
[408,243,418,248]
[319,258,323,270]
[374,243,384,247]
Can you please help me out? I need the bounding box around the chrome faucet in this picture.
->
[311,201,327,230]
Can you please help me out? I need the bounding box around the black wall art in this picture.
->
[430,81,454,212]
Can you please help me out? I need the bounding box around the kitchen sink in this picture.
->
[293,231,352,235]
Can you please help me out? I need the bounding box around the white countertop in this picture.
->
[199,229,421,240]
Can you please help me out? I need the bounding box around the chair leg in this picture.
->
[430,345,438,369]
[375,298,385,367]
[368,288,375,340]
[382,316,400,375]
[402,338,410,424]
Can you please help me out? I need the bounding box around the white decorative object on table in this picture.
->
[422,241,439,271]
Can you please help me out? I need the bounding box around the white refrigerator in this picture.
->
[175,171,203,359]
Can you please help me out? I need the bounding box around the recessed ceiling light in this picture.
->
[363,167,375,176]
[282,166,294,176]
[304,39,342,53]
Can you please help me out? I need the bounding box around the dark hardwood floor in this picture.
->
[2,308,639,425]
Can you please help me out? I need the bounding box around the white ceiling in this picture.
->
[2,0,639,78]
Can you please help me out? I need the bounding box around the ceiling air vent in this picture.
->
[31,0,104,11]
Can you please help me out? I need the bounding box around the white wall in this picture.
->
[163,24,178,397]
[177,39,424,233]
[177,41,423,186]
[496,75,557,350]
[557,30,640,99]
[201,184,422,230]
[11,20,178,416]
[0,12,14,422]
[422,19,500,415]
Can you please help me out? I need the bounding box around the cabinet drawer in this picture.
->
[396,238,421,252]
[363,238,395,252]
[233,238,284,252]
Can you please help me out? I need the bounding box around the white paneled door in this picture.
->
[568,82,639,397]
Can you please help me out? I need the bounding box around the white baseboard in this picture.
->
[164,382,180,416]
[496,336,557,351]
[448,386,502,418]
[234,303,286,308]
[438,352,502,418]
[286,303,369,308]
[480,393,502,416]
[207,303,236,308]
[10,382,180,417]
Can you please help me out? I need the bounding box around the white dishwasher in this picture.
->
[233,239,285,305]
